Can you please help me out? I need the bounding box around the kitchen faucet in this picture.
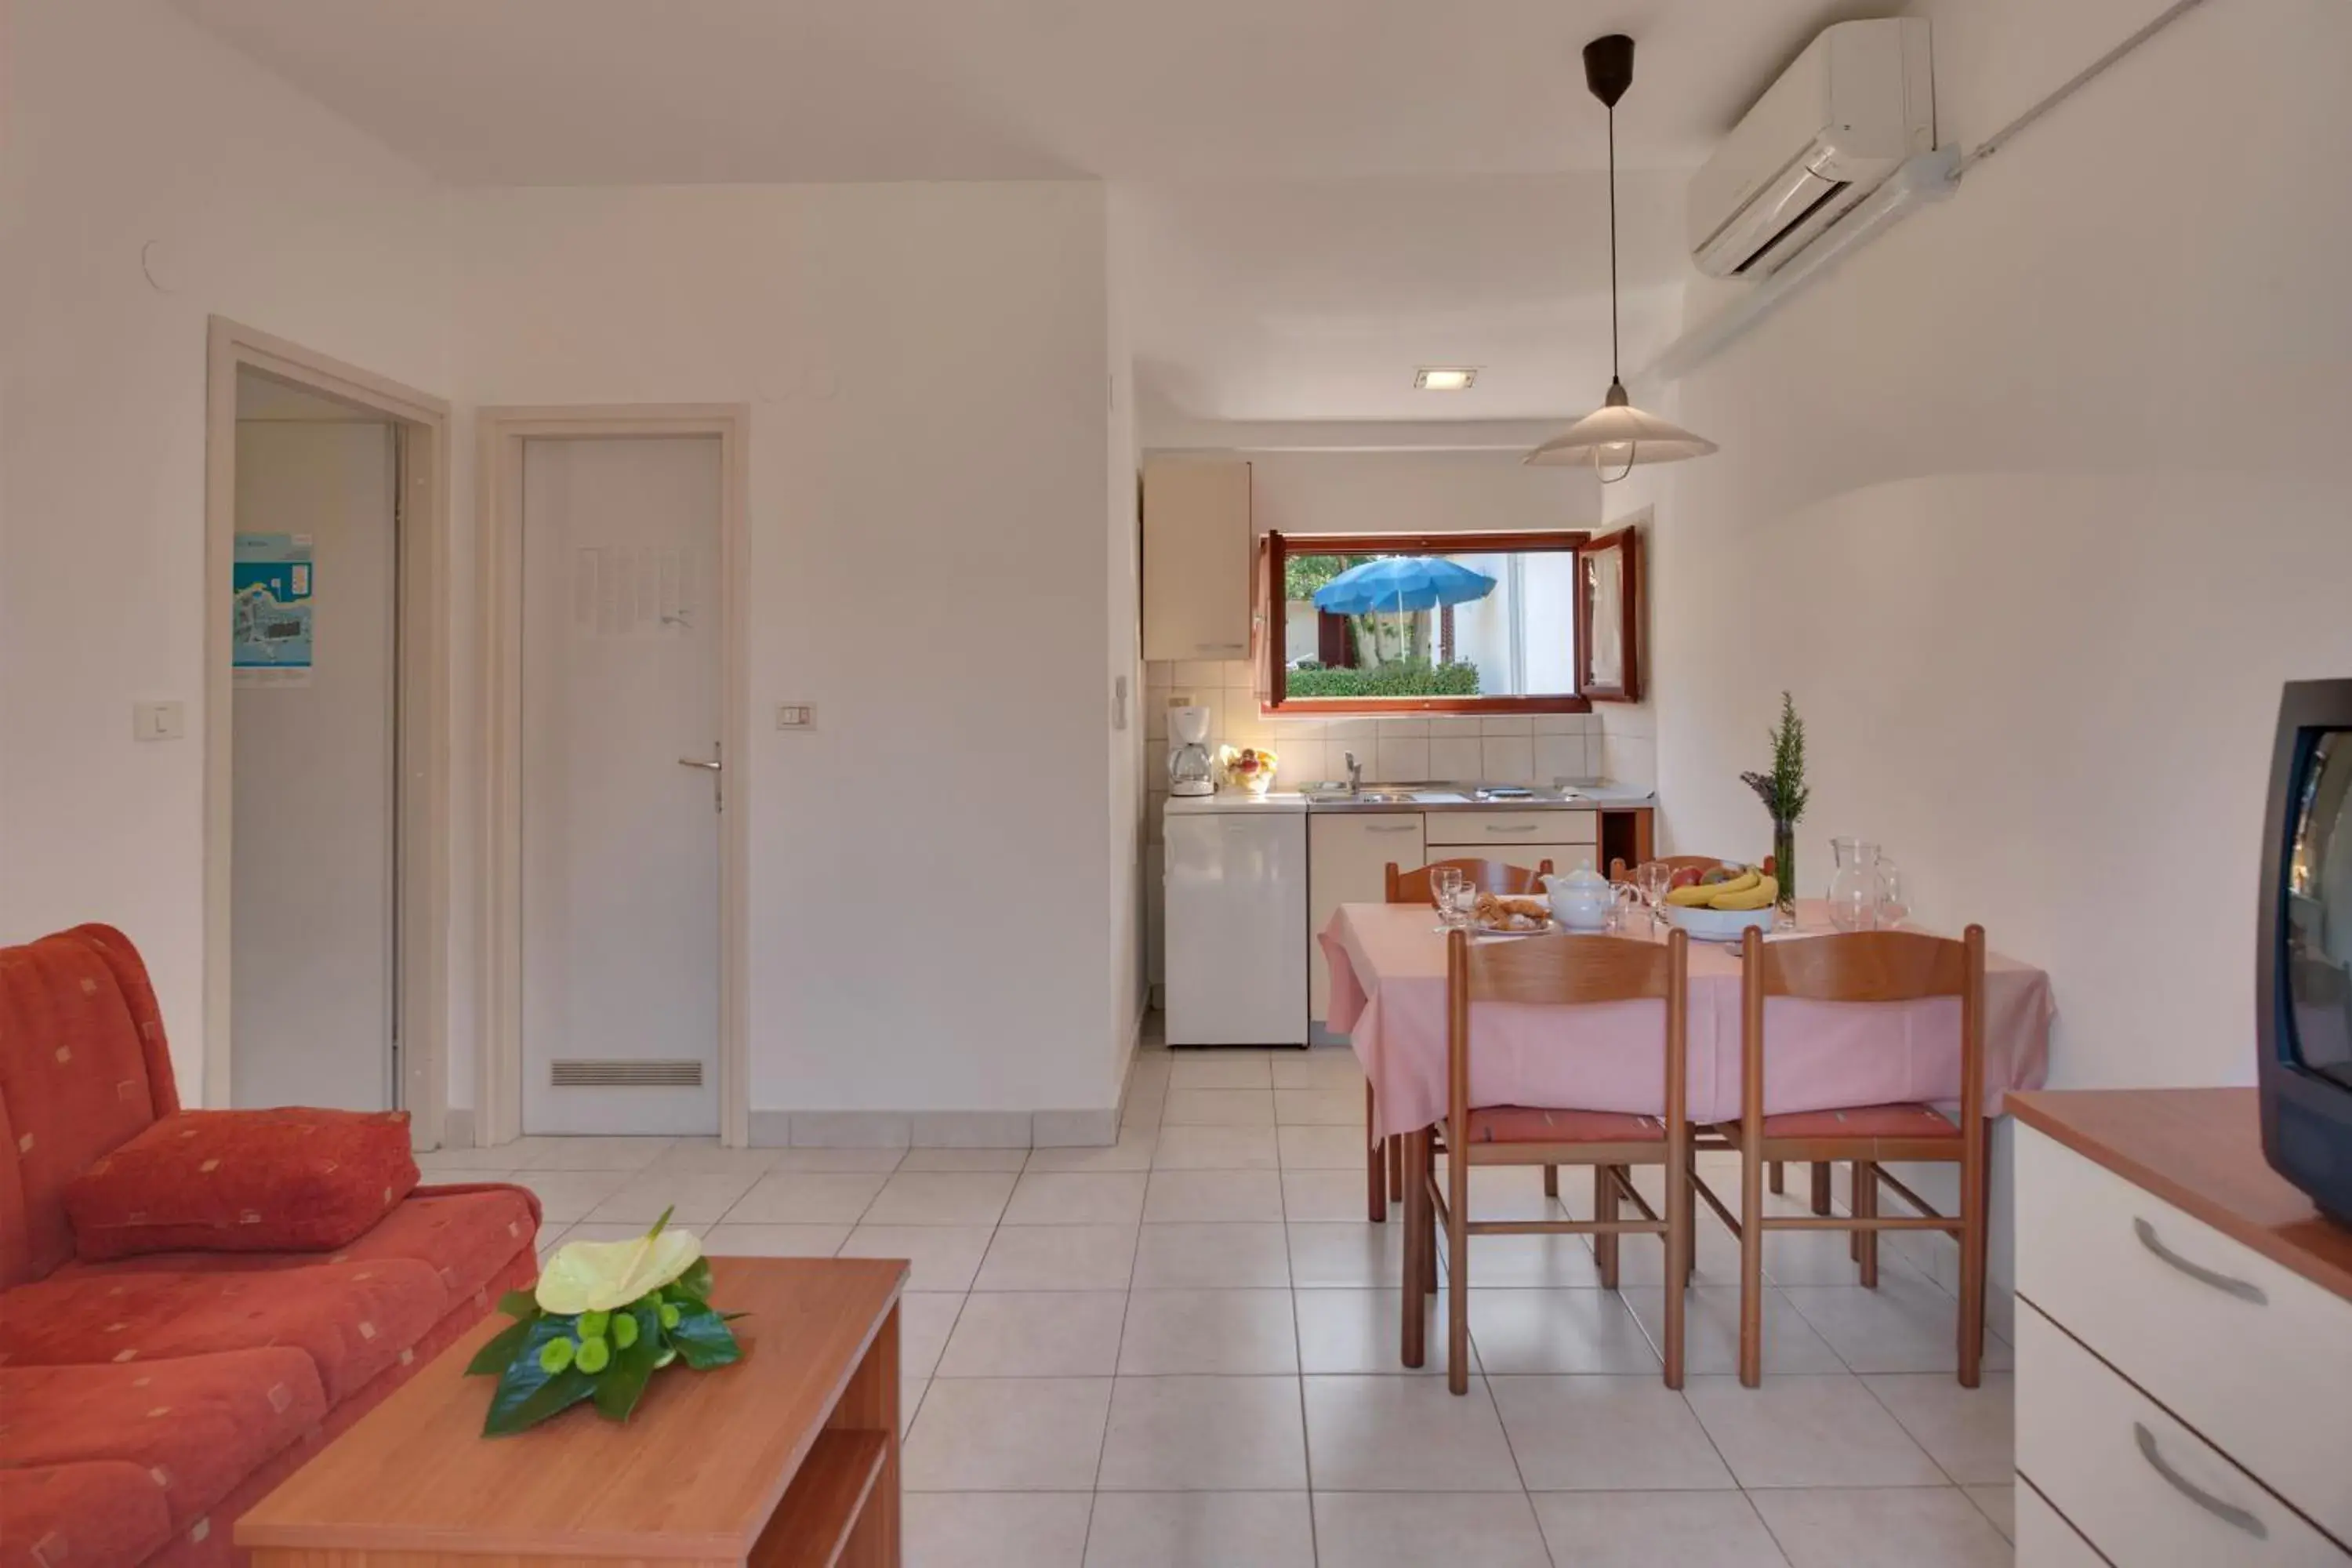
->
[1344,751,1362,795]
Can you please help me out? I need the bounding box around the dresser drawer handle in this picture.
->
[2132,1217,2267,1305]
[2133,1422,2268,1539]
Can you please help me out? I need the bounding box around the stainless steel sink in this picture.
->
[1301,781,1560,806]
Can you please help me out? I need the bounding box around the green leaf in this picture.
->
[464,1313,539,1377]
[481,1317,599,1436]
[647,1205,675,1240]
[496,1290,543,1322]
[593,1303,663,1421]
[668,1255,714,1305]
[665,1301,743,1370]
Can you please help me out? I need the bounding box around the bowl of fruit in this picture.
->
[1216,745,1278,796]
[1661,862,1780,941]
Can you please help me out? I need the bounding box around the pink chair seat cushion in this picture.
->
[1742,1103,1958,1141]
[1467,1105,1667,1144]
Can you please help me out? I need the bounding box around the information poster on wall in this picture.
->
[232,532,316,686]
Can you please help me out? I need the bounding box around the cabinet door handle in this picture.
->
[1367,824,1417,834]
[2133,1422,2267,1539]
[1485,824,1539,834]
[1195,642,1246,655]
[2132,1217,2267,1305]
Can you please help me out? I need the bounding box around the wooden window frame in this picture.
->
[1575,524,1643,703]
[1261,529,1630,717]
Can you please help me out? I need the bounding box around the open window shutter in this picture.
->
[1252,532,1279,704]
[1575,525,1644,703]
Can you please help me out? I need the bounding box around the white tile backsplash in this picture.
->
[1534,734,1588,784]
[1480,735,1536,785]
[1375,737,1429,781]
[1428,737,1481,779]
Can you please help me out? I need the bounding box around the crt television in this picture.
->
[2258,679,2352,1225]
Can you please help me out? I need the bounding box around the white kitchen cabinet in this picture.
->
[1142,458,1252,663]
[1307,812,1424,1023]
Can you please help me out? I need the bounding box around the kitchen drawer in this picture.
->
[2015,1125,2352,1544]
[2015,1480,2108,1568]
[2016,1302,2346,1565]
[1423,811,1595,848]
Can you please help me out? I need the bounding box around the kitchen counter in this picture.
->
[1163,784,1655,816]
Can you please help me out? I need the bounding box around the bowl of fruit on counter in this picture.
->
[1661,863,1780,940]
[1216,745,1278,796]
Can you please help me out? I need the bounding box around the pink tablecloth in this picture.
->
[1323,901,2054,1140]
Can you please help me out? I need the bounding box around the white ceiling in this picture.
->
[168,0,1862,183]
[171,0,1871,430]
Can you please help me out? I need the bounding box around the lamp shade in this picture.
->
[1523,397,1719,470]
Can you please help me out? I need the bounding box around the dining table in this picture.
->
[1321,899,2056,1141]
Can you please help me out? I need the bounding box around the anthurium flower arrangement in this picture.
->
[466,1208,742,1435]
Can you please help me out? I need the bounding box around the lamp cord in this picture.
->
[1606,103,1620,384]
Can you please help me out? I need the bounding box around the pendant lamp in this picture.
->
[1526,34,1717,480]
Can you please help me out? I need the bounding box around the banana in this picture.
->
[1664,883,1716,907]
[1709,875,1778,911]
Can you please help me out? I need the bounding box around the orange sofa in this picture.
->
[0,927,539,1568]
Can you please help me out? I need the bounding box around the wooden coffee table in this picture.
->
[238,1257,908,1568]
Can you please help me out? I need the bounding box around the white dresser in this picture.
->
[2010,1090,2352,1565]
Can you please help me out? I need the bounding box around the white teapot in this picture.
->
[1541,858,1625,933]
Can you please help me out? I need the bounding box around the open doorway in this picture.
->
[204,319,452,1142]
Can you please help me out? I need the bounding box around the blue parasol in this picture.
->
[1312,556,1496,668]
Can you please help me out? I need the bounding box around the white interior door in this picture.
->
[521,436,722,1134]
[231,411,397,1110]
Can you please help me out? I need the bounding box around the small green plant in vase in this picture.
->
[466,1208,742,1435]
[1740,691,1809,926]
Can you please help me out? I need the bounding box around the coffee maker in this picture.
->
[1166,704,1215,797]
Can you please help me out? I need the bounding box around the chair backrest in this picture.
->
[0,925,179,1287]
[1444,928,1690,1138]
[1386,858,1554,905]
[1610,854,1776,883]
[1737,925,1987,1135]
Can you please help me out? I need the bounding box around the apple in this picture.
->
[1667,867,1702,892]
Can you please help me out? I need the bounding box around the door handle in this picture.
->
[679,746,723,812]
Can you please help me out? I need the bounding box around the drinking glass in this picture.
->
[1827,837,1885,931]
[1635,862,1672,931]
[1875,859,1909,927]
[1447,880,1481,930]
[1433,867,1468,929]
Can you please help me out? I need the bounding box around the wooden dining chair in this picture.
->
[1385,856,1555,904]
[1694,924,1991,1388]
[1362,858,1559,1222]
[1403,927,1692,1393]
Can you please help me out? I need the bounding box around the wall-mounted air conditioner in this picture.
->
[1688,18,1935,279]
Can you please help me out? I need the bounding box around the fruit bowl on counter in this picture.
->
[1216,744,1278,795]
[1661,863,1778,941]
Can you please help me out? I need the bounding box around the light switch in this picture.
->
[775,703,816,731]
[133,701,185,742]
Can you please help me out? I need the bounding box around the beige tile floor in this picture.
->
[436,1029,2015,1567]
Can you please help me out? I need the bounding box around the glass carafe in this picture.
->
[1827,838,1890,931]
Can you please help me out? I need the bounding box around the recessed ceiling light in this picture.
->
[1414,367,1477,391]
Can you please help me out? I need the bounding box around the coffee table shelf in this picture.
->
[751,1429,890,1568]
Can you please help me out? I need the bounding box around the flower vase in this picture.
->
[1772,820,1798,929]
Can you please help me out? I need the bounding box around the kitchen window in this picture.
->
[1256,528,1642,714]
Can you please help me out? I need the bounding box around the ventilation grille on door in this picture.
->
[550,1059,703,1088]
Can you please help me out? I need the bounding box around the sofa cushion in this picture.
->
[0,1350,326,1539]
[0,927,178,1288]
[0,1461,176,1568]
[53,1185,541,1305]
[0,1257,446,1403]
[65,1109,419,1261]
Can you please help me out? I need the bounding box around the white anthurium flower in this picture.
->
[536,1221,702,1316]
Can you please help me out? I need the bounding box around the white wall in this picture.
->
[1621,0,2352,1306]
[453,182,1123,1122]
[0,0,453,1099]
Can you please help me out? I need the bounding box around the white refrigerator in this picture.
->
[1163,808,1309,1047]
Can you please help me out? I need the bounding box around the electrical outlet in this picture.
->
[775,704,816,731]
